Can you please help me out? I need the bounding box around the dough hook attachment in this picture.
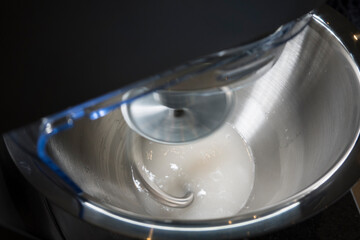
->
[130,138,194,208]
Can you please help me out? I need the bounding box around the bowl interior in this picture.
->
[47,19,360,220]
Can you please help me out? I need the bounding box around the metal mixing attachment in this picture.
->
[125,87,233,208]
[122,87,233,144]
[129,132,194,208]
[132,157,194,208]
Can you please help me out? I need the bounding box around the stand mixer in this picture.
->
[4,1,360,239]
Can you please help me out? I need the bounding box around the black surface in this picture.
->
[1,0,324,134]
[328,0,360,27]
[0,138,63,240]
[0,225,39,240]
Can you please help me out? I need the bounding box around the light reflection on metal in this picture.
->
[234,29,306,140]
[146,228,154,240]
[82,201,300,232]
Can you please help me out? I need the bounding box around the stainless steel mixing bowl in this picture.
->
[4,6,360,239]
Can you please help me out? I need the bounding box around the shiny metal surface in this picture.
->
[4,6,360,239]
[119,15,311,145]
[121,87,233,145]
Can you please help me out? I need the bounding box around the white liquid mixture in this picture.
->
[131,123,255,220]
